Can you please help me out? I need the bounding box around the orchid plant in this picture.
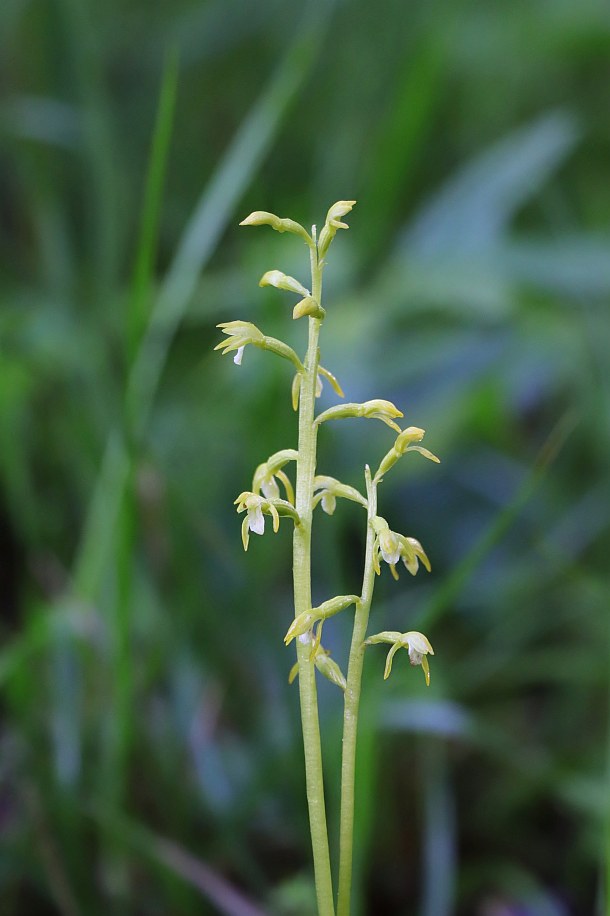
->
[216,201,439,916]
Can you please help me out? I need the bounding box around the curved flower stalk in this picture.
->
[216,200,440,916]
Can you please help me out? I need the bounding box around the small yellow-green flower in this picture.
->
[375,426,440,481]
[234,490,300,551]
[234,492,279,550]
[371,517,431,580]
[365,630,434,685]
[318,200,357,258]
[215,320,303,372]
[215,321,265,365]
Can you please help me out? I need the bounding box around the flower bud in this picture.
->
[318,200,357,259]
[259,270,310,297]
[291,372,302,411]
[375,426,440,481]
[284,611,317,644]
[395,426,425,451]
[239,211,312,245]
[315,399,403,431]
[293,296,325,320]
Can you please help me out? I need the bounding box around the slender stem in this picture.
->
[337,469,378,916]
[293,239,335,916]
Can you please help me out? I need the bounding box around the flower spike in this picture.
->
[220,201,439,906]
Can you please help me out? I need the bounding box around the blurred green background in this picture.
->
[1,0,609,913]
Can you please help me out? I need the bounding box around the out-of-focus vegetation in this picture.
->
[1,1,609,913]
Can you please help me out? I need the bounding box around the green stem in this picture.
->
[293,239,335,916]
[337,468,378,916]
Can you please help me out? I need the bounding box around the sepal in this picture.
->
[317,365,344,398]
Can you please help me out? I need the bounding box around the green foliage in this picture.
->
[0,0,608,914]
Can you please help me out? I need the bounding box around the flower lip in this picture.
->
[379,530,400,566]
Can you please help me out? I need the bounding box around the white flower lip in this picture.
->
[380,545,400,565]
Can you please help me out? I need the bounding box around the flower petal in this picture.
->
[247,506,265,535]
